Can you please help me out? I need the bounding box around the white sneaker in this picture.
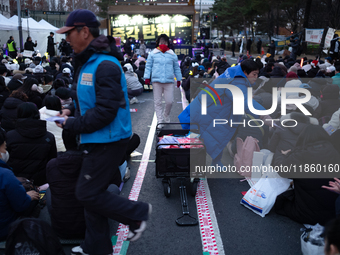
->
[71,246,88,255]
[163,114,170,123]
[130,97,138,105]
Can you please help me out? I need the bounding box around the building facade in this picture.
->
[1,0,10,18]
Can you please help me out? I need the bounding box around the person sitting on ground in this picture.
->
[32,65,45,84]
[0,90,28,132]
[17,77,44,109]
[0,76,10,110]
[46,130,121,239]
[39,96,65,152]
[332,65,340,88]
[314,84,340,120]
[269,112,318,167]
[56,67,73,85]
[6,102,57,186]
[323,217,340,255]
[0,127,40,241]
[274,124,339,225]
[0,64,10,85]
[55,87,72,108]
[7,73,27,92]
[123,63,143,105]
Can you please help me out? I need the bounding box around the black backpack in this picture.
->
[5,218,65,255]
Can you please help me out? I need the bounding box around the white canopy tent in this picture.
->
[38,19,59,31]
[0,14,17,30]
[1,15,64,58]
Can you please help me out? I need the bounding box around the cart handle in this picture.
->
[156,122,200,131]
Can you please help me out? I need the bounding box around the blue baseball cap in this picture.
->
[56,9,100,34]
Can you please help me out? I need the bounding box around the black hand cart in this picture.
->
[155,123,206,226]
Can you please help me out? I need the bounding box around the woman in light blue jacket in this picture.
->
[144,34,182,124]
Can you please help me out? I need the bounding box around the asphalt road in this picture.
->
[0,55,304,255]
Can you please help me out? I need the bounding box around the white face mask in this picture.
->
[1,151,9,163]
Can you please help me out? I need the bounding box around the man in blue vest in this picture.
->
[56,9,151,255]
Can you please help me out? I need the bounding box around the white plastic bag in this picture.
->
[240,172,291,217]
[301,224,325,255]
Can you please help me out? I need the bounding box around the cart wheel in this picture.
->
[191,179,199,196]
[163,180,171,197]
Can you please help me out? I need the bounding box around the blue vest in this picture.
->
[77,53,132,144]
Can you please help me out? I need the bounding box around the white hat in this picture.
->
[33,65,44,74]
[24,58,32,65]
[123,63,133,72]
[62,67,71,74]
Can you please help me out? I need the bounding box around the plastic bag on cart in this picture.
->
[240,171,291,217]
[300,224,325,255]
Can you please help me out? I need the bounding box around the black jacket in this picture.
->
[269,122,308,166]
[269,42,275,56]
[47,36,56,56]
[7,118,57,185]
[315,84,340,118]
[46,150,85,239]
[0,88,10,110]
[231,41,236,51]
[257,40,262,51]
[24,41,37,51]
[276,140,340,225]
[0,97,25,132]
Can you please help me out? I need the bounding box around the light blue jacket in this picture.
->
[144,48,182,84]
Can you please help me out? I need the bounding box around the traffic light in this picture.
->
[205,14,210,22]
[214,15,218,22]
[24,9,30,17]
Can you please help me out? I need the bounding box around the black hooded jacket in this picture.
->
[46,150,85,239]
[6,118,57,185]
[315,84,340,118]
[0,97,25,132]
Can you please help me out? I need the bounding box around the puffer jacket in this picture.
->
[6,118,57,185]
[0,97,25,132]
[124,64,143,91]
[46,150,85,239]
[315,84,340,118]
[0,160,31,240]
[144,48,182,84]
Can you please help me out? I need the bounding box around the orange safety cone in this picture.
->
[261,47,264,55]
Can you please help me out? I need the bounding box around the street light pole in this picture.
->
[72,0,74,10]
[17,0,23,52]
